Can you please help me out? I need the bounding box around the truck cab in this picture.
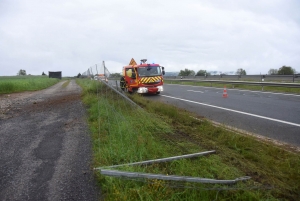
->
[120,59,165,94]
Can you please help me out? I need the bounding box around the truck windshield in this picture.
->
[137,66,161,77]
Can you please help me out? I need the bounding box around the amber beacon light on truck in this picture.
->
[120,58,165,94]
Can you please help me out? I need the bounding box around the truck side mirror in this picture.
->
[162,70,165,75]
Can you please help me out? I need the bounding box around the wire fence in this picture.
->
[81,61,111,80]
[81,62,151,166]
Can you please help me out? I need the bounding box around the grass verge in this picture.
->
[77,79,300,201]
[165,80,300,94]
[62,80,70,88]
[0,76,60,94]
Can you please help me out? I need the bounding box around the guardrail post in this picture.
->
[293,74,295,83]
[116,80,118,91]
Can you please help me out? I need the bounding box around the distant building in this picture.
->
[49,71,62,79]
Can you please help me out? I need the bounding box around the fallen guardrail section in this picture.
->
[95,150,251,184]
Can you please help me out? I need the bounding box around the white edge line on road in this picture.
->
[166,84,300,97]
[161,95,300,128]
[187,90,204,93]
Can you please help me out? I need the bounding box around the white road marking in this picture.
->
[187,90,204,93]
[161,95,300,127]
[239,89,300,97]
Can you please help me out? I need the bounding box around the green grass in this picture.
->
[77,79,300,201]
[62,80,70,88]
[165,80,300,94]
[0,76,60,94]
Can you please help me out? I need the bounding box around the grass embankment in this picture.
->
[165,80,300,94]
[0,76,60,94]
[77,79,300,201]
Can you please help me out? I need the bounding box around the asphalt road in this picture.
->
[110,80,300,148]
[0,80,101,201]
[149,84,300,147]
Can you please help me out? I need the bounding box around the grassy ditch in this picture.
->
[77,79,300,201]
[165,80,300,94]
[0,76,60,94]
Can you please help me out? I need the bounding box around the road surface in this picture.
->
[151,84,300,148]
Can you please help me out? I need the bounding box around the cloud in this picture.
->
[0,0,299,76]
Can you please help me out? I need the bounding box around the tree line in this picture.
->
[178,68,247,76]
[178,66,296,76]
[16,65,297,77]
[268,66,296,75]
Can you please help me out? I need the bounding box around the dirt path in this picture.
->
[0,80,101,201]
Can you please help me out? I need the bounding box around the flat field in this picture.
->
[0,76,60,94]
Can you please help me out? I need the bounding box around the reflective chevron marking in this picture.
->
[139,76,162,84]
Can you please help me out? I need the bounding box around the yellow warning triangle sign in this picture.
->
[129,58,137,65]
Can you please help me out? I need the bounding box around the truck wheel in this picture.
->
[156,92,160,94]
[128,88,137,94]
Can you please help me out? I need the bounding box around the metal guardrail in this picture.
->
[96,150,251,184]
[100,169,251,184]
[164,79,300,88]
[164,74,300,82]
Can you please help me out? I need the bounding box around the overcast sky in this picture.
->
[1,0,299,76]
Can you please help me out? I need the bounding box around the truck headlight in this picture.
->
[137,87,148,93]
[157,86,163,92]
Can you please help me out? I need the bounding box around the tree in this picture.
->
[77,73,81,78]
[278,66,295,75]
[178,68,195,76]
[42,72,46,75]
[18,69,26,76]
[235,68,246,76]
[268,69,278,75]
[110,73,121,78]
[196,70,210,76]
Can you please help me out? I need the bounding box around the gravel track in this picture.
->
[0,80,101,201]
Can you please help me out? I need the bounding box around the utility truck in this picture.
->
[120,58,165,94]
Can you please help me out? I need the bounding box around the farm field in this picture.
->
[0,76,60,94]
